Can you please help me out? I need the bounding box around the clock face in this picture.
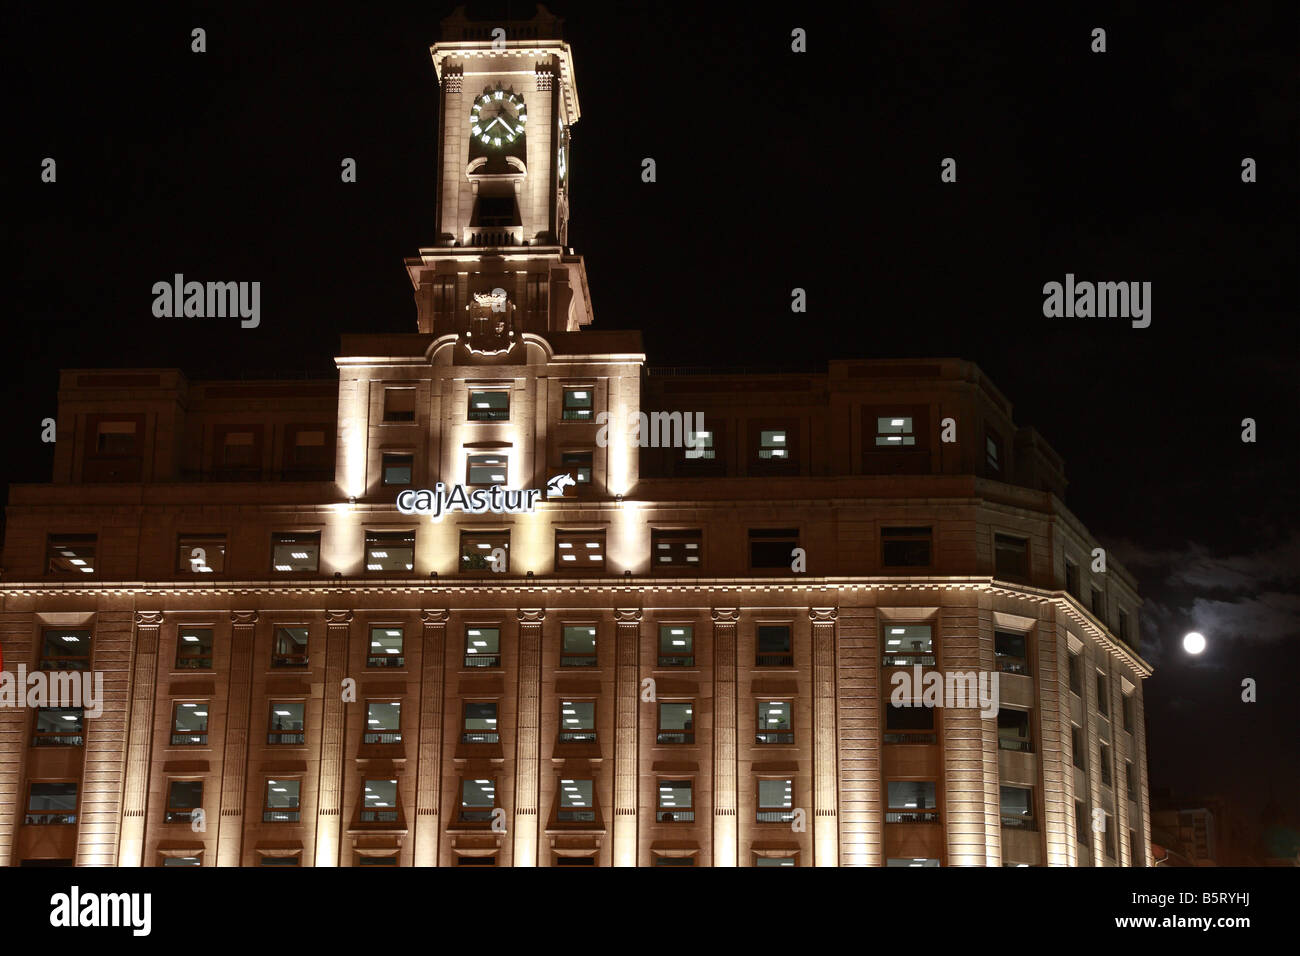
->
[470,89,527,149]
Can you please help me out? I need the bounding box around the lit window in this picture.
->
[887,858,939,867]
[165,780,203,824]
[171,701,209,746]
[881,526,931,567]
[363,701,401,744]
[357,855,399,866]
[885,781,938,823]
[464,626,501,668]
[462,702,499,743]
[263,779,301,823]
[656,779,693,823]
[882,624,934,666]
[875,416,916,446]
[267,702,305,745]
[467,453,508,485]
[997,709,1033,752]
[757,779,795,824]
[993,630,1027,674]
[367,626,404,668]
[562,387,593,421]
[32,707,84,747]
[755,856,797,867]
[555,779,596,824]
[560,625,597,667]
[382,453,413,486]
[560,450,593,486]
[272,626,309,668]
[39,628,92,670]
[656,702,694,744]
[176,627,214,670]
[555,530,605,571]
[685,427,715,460]
[468,390,509,422]
[383,387,416,422]
[758,429,788,460]
[47,535,96,575]
[162,856,201,867]
[652,529,703,569]
[176,535,225,574]
[657,625,694,666]
[365,529,415,573]
[558,701,596,742]
[361,778,399,823]
[270,532,319,573]
[458,778,497,824]
[25,782,77,825]
[460,531,509,572]
[756,701,793,744]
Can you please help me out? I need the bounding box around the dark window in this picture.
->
[1096,673,1110,717]
[994,630,1027,674]
[555,856,596,866]
[457,855,496,866]
[368,626,404,667]
[260,856,301,866]
[1122,694,1134,733]
[1104,816,1116,859]
[985,431,1003,473]
[462,701,499,743]
[560,625,597,667]
[383,387,416,422]
[162,856,201,867]
[32,707,84,747]
[657,702,694,744]
[382,453,413,486]
[357,855,399,866]
[285,425,331,476]
[176,627,214,670]
[757,779,795,824]
[219,430,258,469]
[40,628,92,670]
[1075,801,1088,844]
[885,781,938,823]
[165,780,203,824]
[47,535,96,575]
[756,624,793,667]
[555,530,605,571]
[652,529,703,569]
[272,627,309,668]
[263,779,301,822]
[994,534,1029,582]
[881,527,931,567]
[1117,609,1131,642]
[997,709,1033,752]
[363,701,401,744]
[461,530,509,572]
[1129,830,1141,866]
[561,387,593,421]
[658,625,694,666]
[653,855,695,866]
[466,453,507,485]
[1125,761,1137,800]
[171,702,209,745]
[361,778,399,822]
[1100,744,1113,788]
[1071,726,1087,770]
[468,390,509,422]
[882,624,934,666]
[749,528,798,569]
[1065,559,1081,599]
[1067,651,1082,696]
[884,704,936,744]
[268,702,305,745]
[1000,785,1034,829]
[95,419,139,455]
[555,779,596,823]
[756,700,793,744]
[365,529,415,574]
[1091,586,1105,618]
[560,451,592,487]
[25,782,78,825]
[271,532,319,573]
[656,779,694,823]
[464,626,501,668]
[177,535,225,574]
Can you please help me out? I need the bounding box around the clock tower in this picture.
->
[406,4,592,342]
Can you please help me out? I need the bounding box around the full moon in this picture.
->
[1183,631,1206,654]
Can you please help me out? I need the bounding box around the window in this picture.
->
[562,387,593,421]
[47,535,96,575]
[658,625,694,666]
[556,779,596,823]
[1100,744,1113,788]
[1096,672,1110,716]
[171,702,209,745]
[177,535,225,574]
[32,707,84,747]
[458,778,497,824]
[887,858,940,867]
[758,429,789,460]
[357,855,399,866]
[875,416,916,446]
[268,702,305,745]
[994,534,1029,582]
[457,855,496,866]
[1067,651,1082,696]
[176,627,214,670]
[657,702,694,744]
[654,855,695,866]
[555,856,596,866]
[685,426,715,460]
[1129,830,1141,866]
[1091,586,1105,618]
[652,528,703,569]
[361,779,398,823]
[749,528,798,569]
[466,453,508,485]
[1104,815,1116,859]
[462,702,499,743]
[270,532,319,573]
[555,530,605,570]
[366,529,415,574]
[165,781,203,824]
[264,779,301,822]
[1125,761,1137,800]
[364,701,401,744]
[260,855,301,867]
[1122,693,1134,733]
[367,626,404,667]
[1000,785,1035,829]
[756,700,793,744]
[993,630,1027,674]
[272,627,309,668]
[997,708,1033,752]
[1117,608,1131,642]
[985,431,1003,473]
[560,451,592,487]
[464,626,501,668]
[383,387,416,422]
[381,453,413,486]
[757,779,795,824]
[881,526,931,567]
[95,419,138,455]
[756,624,793,667]
[1065,559,1081,599]
[886,781,938,823]
[468,390,509,422]
[884,704,936,744]
[219,430,258,469]
[559,701,596,742]
[39,628,91,670]
[1075,802,1088,844]
[25,782,77,825]
[882,624,934,666]
[460,530,509,572]
[1071,726,1087,770]
[560,625,597,666]
[756,856,797,867]
[657,780,693,823]
[285,425,330,476]
[163,856,202,867]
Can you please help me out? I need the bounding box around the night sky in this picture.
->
[6,1,1297,858]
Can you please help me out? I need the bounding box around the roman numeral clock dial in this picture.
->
[470,88,527,148]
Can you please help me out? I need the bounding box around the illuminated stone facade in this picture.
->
[0,5,1151,867]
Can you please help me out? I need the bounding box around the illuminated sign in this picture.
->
[397,483,541,521]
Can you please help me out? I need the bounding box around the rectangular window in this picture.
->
[1117,608,1131,642]
[1104,816,1116,859]
[268,702,305,745]
[1071,726,1087,770]
[466,453,508,485]
[1129,830,1141,866]
[758,429,789,460]
[25,782,77,825]
[32,707,84,747]
[1000,785,1035,830]
[462,702,499,743]
[171,702,209,746]
[357,855,399,866]
[95,419,139,455]
[286,425,330,474]
[657,702,695,744]
[658,625,694,667]
[460,530,509,572]
[555,530,605,571]
[559,701,596,742]
[220,430,257,468]
[47,535,96,575]
[994,534,1030,582]
[756,624,793,667]
[383,387,416,423]
[686,426,715,461]
[656,779,694,823]
[561,387,593,421]
[264,779,301,823]
[458,778,497,824]
[756,700,793,744]
[1075,801,1088,844]
[1122,693,1134,733]
[271,532,319,573]
[884,704,936,744]
[367,626,404,667]
[1068,651,1082,696]
[986,431,1002,473]
[365,529,415,573]
[556,779,596,824]
[162,856,202,867]
[39,628,92,670]
[1100,743,1113,788]
[464,626,501,668]
[652,528,703,569]
[555,856,596,866]
[381,453,413,486]
[997,708,1033,752]
[883,624,934,666]
[364,701,401,744]
[1065,559,1081,599]
[757,779,795,824]
[456,856,496,866]
[560,625,597,667]
[881,526,931,567]
[165,780,203,824]
[1096,672,1110,716]
[176,627,214,670]
[1125,761,1137,800]
[887,858,940,867]
[875,416,916,446]
[993,630,1027,675]
[1091,586,1105,618]
[749,528,798,569]
[755,856,797,867]
[560,450,593,487]
[885,781,938,823]
[468,390,509,422]
[653,856,695,866]
[177,535,225,574]
[272,626,309,668]
[361,779,398,823]
[260,855,301,867]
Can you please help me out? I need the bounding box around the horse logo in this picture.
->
[546,473,576,498]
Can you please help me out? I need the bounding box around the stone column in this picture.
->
[314,610,352,867]
[613,608,641,866]
[216,611,257,866]
[810,607,840,866]
[711,607,739,866]
[117,612,162,866]
[414,609,448,866]
[514,608,544,866]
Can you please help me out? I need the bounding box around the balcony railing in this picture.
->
[267,731,305,745]
[559,731,597,743]
[171,733,207,746]
[755,653,794,668]
[755,732,795,745]
[884,732,937,745]
[998,737,1033,753]
[883,653,936,667]
[367,656,405,668]
[175,656,213,670]
[560,654,597,668]
[464,655,501,668]
[31,733,84,747]
[756,810,796,824]
[165,809,199,824]
[468,409,510,422]
[360,810,399,823]
[656,731,694,745]
[24,813,76,825]
[656,810,694,822]
[363,732,402,745]
[458,809,495,824]
[39,658,90,671]
[272,654,309,669]
[657,654,695,667]
[995,656,1028,675]
[263,810,301,822]
[1001,815,1038,831]
[461,732,500,744]
[885,811,939,823]
[557,809,597,823]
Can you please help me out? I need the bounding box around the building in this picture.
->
[0,4,1152,867]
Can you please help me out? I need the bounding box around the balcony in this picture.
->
[267,732,305,745]
[464,654,501,669]
[363,732,402,745]
[31,733,84,747]
[559,731,597,743]
[171,733,207,746]
[885,811,940,823]
[461,732,500,744]
[656,731,694,745]
[755,732,794,745]
[655,810,694,823]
